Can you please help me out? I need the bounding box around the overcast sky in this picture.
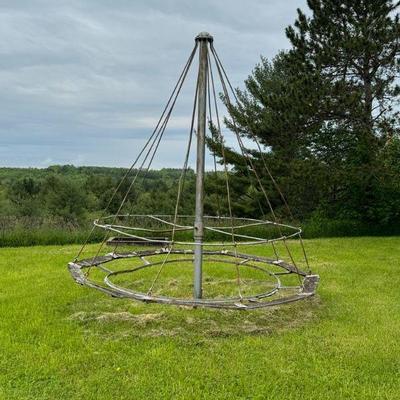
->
[0,0,306,168]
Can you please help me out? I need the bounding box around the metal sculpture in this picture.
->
[68,33,319,309]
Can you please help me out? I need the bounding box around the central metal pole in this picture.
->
[193,32,212,299]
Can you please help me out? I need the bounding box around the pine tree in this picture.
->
[286,0,400,163]
[217,0,400,226]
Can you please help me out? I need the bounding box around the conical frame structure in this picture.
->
[68,32,320,309]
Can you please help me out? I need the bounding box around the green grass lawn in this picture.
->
[0,237,399,399]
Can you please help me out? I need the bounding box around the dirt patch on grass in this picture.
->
[69,296,321,340]
[69,311,165,325]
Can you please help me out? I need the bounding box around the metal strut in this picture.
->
[193,32,213,299]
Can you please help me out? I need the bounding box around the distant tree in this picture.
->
[8,177,42,217]
[42,175,87,223]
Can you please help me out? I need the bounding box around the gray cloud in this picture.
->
[0,0,306,168]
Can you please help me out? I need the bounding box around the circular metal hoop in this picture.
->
[104,257,281,305]
[94,214,303,246]
[69,247,319,310]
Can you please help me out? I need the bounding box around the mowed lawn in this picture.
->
[0,237,399,399]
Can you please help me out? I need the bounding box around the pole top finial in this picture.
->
[195,32,213,42]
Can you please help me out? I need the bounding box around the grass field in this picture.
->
[0,237,399,399]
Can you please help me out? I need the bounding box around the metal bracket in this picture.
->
[302,274,320,295]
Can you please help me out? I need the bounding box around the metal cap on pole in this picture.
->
[195,32,214,42]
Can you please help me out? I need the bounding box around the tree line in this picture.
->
[0,166,195,223]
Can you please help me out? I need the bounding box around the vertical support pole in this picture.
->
[193,32,212,299]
